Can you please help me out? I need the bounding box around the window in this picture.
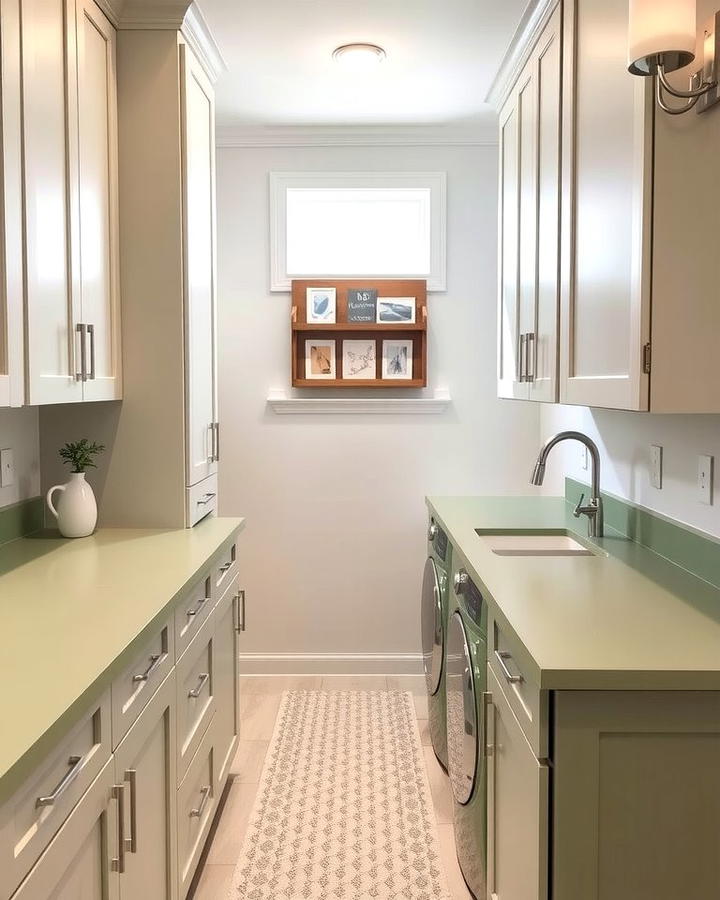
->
[270,172,446,291]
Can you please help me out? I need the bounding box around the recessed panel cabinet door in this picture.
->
[113,675,177,900]
[10,759,119,900]
[486,666,549,900]
[559,0,651,410]
[76,0,121,401]
[22,0,83,405]
[213,586,240,790]
[181,44,218,488]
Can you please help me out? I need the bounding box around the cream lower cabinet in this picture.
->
[113,676,177,900]
[22,0,121,405]
[486,666,549,900]
[213,584,242,790]
[498,5,561,403]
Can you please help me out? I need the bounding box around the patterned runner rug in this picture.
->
[227,690,452,900]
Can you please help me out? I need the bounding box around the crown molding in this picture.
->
[181,3,227,83]
[485,0,559,110]
[96,0,193,29]
[216,123,498,149]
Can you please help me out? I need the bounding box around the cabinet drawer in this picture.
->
[112,618,174,747]
[489,614,548,757]
[0,691,111,900]
[186,474,218,527]
[213,539,237,596]
[176,616,215,783]
[175,572,213,660]
[177,718,216,900]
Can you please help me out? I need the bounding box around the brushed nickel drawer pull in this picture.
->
[36,755,83,807]
[494,649,524,684]
[190,785,211,818]
[196,492,216,506]
[132,652,163,683]
[124,769,138,854]
[219,561,232,573]
[186,596,208,618]
[188,672,210,699]
[111,784,126,873]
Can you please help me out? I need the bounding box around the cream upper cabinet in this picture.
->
[0,0,24,408]
[181,44,218,488]
[559,0,652,410]
[22,0,121,405]
[497,6,561,403]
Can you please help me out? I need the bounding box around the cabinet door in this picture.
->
[559,0,652,410]
[11,759,119,900]
[497,87,528,400]
[22,0,83,405]
[486,666,548,900]
[528,7,561,403]
[553,690,720,900]
[213,585,240,790]
[181,43,218,488]
[75,0,121,402]
[113,674,177,900]
[0,0,24,408]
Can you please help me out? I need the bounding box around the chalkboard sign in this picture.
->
[347,288,377,322]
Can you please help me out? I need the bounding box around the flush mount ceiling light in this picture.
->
[628,0,720,114]
[332,43,386,68]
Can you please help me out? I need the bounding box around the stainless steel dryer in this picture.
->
[421,516,452,769]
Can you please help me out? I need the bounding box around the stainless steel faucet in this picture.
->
[530,431,604,538]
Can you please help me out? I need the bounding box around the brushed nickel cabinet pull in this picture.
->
[124,769,138,854]
[186,596,208,618]
[111,784,126,873]
[190,785,210,818]
[132,652,164,683]
[482,692,494,758]
[87,324,96,380]
[188,672,210,699]
[76,323,87,381]
[236,590,246,633]
[526,331,535,383]
[36,755,83,807]
[495,649,524,684]
[196,493,216,506]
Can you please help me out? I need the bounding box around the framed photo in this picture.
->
[342,340,376,380]
[382,340,413,380]
[305,340,336,379]
[377,297,416,324]
[347,288,377,322]
[306,287,336,323]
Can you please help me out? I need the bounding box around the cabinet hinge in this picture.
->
[642,342,651,374]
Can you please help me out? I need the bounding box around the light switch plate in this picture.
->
[580,446,589,471]
[650,445,663,490]
[698,454,714,505]
[0,448,15,488]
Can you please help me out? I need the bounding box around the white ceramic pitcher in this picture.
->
[46,472,98,538]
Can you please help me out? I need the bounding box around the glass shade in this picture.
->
[628,0,696,74]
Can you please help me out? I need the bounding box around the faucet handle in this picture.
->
[573,493,585,518]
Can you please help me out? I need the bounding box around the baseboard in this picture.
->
[237,653,424,675]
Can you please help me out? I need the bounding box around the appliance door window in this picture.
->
[446,610,479,805]
[421,557,444,695]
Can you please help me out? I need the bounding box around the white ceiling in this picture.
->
[198,0,529,128]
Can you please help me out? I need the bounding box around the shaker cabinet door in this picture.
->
[75,0,122,402]
[22,0,83,405]
[181,44,218,488]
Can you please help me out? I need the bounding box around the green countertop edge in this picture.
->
[0,497,44,546]
[0,518,245,808]
[565,477,720,590]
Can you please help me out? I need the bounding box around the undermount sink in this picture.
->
[475,528,599,557]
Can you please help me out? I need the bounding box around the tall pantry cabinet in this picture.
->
[59,24,221,528]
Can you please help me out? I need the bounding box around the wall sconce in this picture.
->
[628,0,719,114]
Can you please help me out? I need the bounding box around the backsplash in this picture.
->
[566,477,720,590]
[0,497,44,546]
[0,407,41,510]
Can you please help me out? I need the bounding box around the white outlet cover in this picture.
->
[0,448,15,488]
[650,445,663,490]
[698,454,714,505]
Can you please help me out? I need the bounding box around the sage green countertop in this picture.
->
[427,495,720,691]
[0,516,244,803]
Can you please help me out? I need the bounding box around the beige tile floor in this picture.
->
[188,675,473,900]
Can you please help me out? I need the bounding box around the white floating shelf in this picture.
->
[267,388,452,415]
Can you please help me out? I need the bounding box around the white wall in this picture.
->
[217,142,540,671]
[0,407,40,508]
[540,405,720,537]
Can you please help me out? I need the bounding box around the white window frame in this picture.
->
[269,171,447,292]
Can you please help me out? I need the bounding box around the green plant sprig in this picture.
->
[59,439,105,474]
